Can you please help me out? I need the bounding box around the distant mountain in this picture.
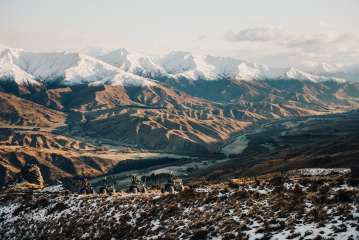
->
[1,44,359,185]
[0,47,152,87]
[98,48,164,75]
[0,46,354,89]
[297,61,340,75]
[298,60,359,81]
[79,46,110,58]
[1,46,359,155]
[0,49,39,85]
[0,92,66,127]
[99,49,346,82]
[0,45,359,151]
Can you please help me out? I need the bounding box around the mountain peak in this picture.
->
[0,46,354,86]
[0,48,153,87]
[298,61,339,74]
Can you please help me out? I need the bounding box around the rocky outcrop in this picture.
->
[20,163,44,188]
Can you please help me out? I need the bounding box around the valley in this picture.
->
[201,110,359,180]
[1,48,359,187]
[2,2,359,239]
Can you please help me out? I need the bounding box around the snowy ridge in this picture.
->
[277,67,346,82]
[100,49,348,82]
[0,63,38,85]
[297,60,359,81]
[0,49,39,85]
[99,48,165,75]
[298,61,341,75]
[0,44,355,86]
[0,47,152,87]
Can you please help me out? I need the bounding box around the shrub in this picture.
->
[299,178,311,186]
[292,184,303,194]
[307,207,328,223]
[191,228,208,240]
[287,232,301,239]
[270,175,285,186]
[233,190,249,199]
[34,197,50,208]
[348,177,359,186]
[319,185,330,195]
[47,202,69,215]
[13,204,27,216]
[178,188,197,200]
[335,190,355,203]
[272,185,284,193]
[22,192,33,202]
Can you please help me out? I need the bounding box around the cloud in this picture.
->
[197,34,208,40]
[224,27,331,53]
[224,27,359,66]
[225,27,290,42]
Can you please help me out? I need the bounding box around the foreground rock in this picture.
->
[0,178,358,240]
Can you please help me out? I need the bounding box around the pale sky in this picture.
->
[1,0,359,67]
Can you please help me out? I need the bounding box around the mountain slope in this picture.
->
[0,49,39,86]
[0,127,118,186]
[298,61,359,81]
[2,74,359,154]
[53,83,250,153]
[98,48,164,75]
[99,49,345,82]
[1,45,359,181]
[0,48,152,87]
[0,46,354,85]
[202,110,359,179]
[154,78,359,118]
[0,92,66,127]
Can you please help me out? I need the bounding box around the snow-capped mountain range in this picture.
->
[0,45,357,86]
[98,50,348,82]
[0,47,152,87]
